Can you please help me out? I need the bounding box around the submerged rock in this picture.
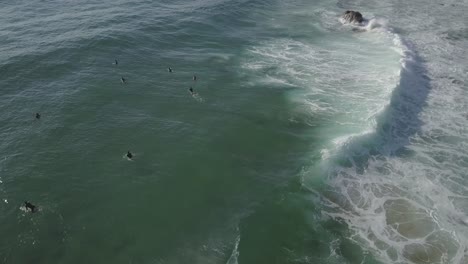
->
[341,10,364,23]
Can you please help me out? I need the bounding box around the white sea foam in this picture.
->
[225,234,240,264]
[243,5,468,262]
[191,92,205,103]
[320,12,468,264]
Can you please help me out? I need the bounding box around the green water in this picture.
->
[1,0,446,263]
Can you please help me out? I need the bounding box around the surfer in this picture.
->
[126,151,133,159]
[193,75,197,81]
[115,59,118,65]
[168,67,173,73]
[121,76,127,84]
[35,113,41,119]
[24,201,37,213]
[189,87,194,95]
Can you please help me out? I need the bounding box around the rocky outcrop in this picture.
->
[341,10,364,23]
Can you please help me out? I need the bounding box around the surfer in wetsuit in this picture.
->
[24,201,37,213]
[189,87,194,95]
[168,67,173,73]
[121,76,127,84]
[35,113,41,119]
[193,75,197,81]
[126,151,133,159]
[115,59,118,65]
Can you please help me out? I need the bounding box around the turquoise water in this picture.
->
[1,0,467,263]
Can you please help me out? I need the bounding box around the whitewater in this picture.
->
[242,0,468,263]
[0,0,467,263]
[328,2,468,263]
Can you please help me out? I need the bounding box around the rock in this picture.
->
[341,10,364,23]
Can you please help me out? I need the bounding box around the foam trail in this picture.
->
[192,93,205,103]
[226,234,240,264]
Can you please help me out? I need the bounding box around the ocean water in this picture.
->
[0,0,467,263]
